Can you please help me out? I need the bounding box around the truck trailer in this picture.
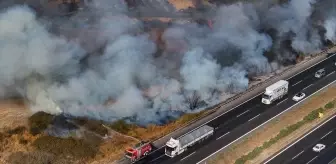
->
[261,80,289,104]
[165,125,214,157]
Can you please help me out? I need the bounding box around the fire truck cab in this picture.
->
[125,141,152,162]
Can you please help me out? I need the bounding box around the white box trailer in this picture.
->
[165,125,214,157]
[262,80,289,104]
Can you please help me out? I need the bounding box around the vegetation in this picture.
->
[106,110,211,141]
[28,112,54,135]
[74,118,108,136]
[235,99,335,164]
[7,151,56,164]
[32,136,100,160]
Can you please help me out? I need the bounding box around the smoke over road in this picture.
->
[0,0,335,125]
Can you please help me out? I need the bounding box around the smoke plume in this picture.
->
[0,0,335,125]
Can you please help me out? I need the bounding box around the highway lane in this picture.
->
[131,54,336,164]
[310,144,336,164]
[265,115,336,164]
[165,66,336,164]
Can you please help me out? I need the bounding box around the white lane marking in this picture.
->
[277,98,288,106]
[236,110,250,117]
[180,151,196,161]
[321,130,333,139]
[292,150,304,159]
[307,156,318,164]
[334,141,336,145]
[216,132,230,140]
[197,79,336,164]
[292,80,302,86]
[249,114,261,122]
[303,84,313,90]
[328,156,336,164]
[149,154,164,162]
[327,71,335,77]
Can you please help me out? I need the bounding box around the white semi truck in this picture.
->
[165,125,214,157]
[262,80,289,105]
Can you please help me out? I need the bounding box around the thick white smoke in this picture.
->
[0,0,335,125]
[324,17,336,42]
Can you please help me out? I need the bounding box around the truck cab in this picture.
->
[262,91,272,104]
[165,138,180,157]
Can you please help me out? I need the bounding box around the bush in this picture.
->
[325,101,335,109]
[235,156,247,164]
[28,112,54,135]
[303,110,318,122]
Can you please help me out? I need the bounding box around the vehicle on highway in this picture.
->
[315,68,326,78]
[313,143,326,152]
[165,125,214,158]
[262,80,289,105]
[292,92,305,101]
[125,141,152,162]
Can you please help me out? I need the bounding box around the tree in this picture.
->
[185,91,202,110]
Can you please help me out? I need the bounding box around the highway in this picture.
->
[131,53,336,164]
[264,115,336,164]
[311,145,336,164]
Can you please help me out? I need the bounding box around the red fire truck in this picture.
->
[125,141,152,162]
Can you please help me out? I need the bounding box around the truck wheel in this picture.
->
[144,151,148,156]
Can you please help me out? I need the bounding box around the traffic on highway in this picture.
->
[129,53,336,164]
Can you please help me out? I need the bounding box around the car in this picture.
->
[315,68,326,78]
[292,92,305,101]
[313,144,326,152]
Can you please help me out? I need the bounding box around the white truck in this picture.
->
[261,80,289,105]
[165,125,214,157]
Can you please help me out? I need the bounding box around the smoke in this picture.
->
[0,0,335,125]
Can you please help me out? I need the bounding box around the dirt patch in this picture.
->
[208,84,336,164]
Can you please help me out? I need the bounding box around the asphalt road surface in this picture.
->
[265,115,336,164]
[130,54,336,164]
